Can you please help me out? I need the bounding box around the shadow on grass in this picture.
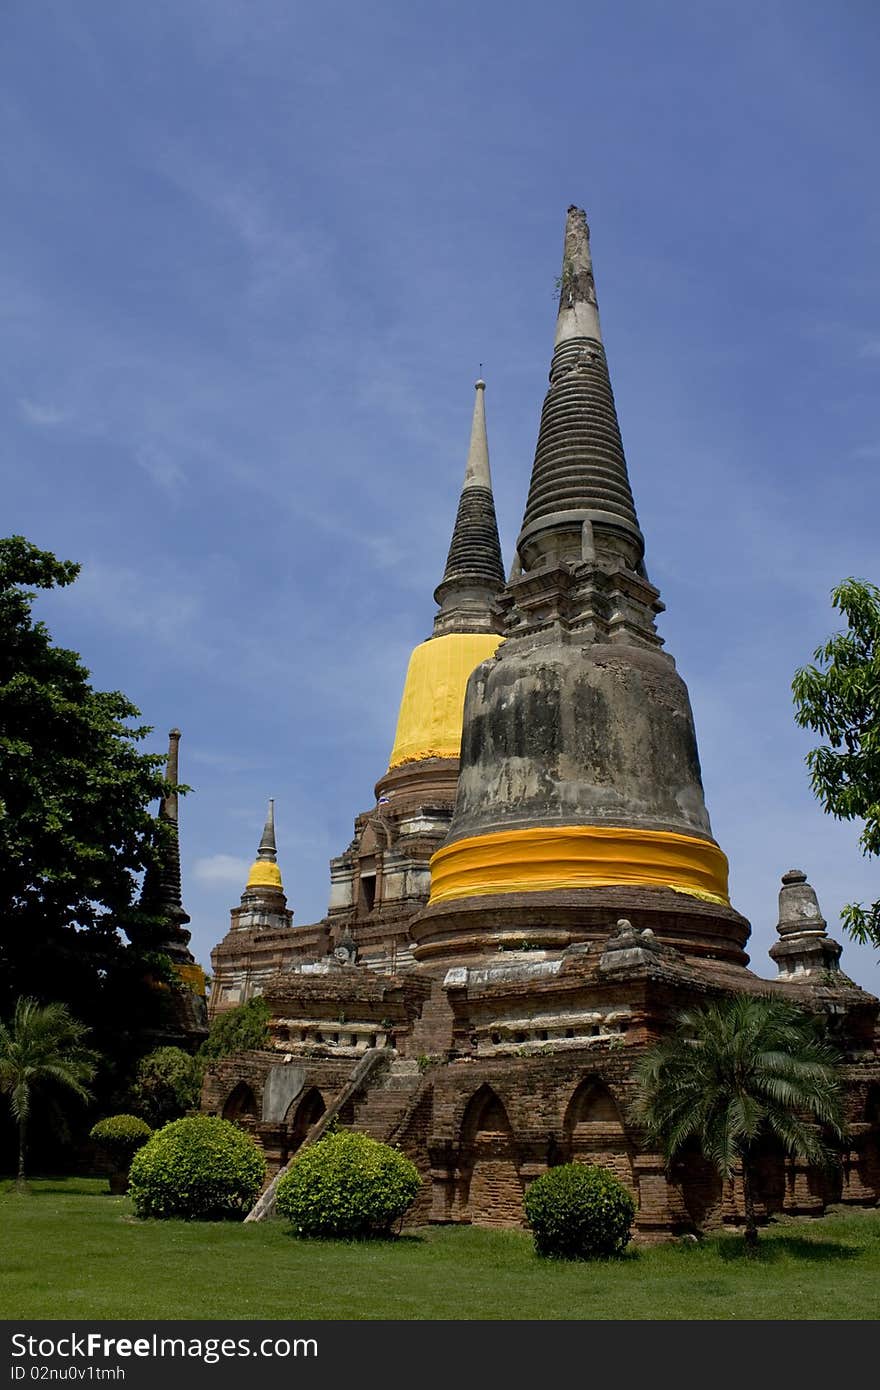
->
[1,1177,109,1197]
[715,1234,860,1263]
[282,1229,426,1248]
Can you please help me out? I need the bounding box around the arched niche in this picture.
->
[562,1077,634,1191]
[282,1086,326,1164]
[457,1085,524,1227]
[857,1083,880,1197]
[671,1140,723,1231]
[222,1081,258,1127]
[750,1135,786,1216]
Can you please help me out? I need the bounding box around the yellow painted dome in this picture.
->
[388,632,503,769]
[245,860,283,891]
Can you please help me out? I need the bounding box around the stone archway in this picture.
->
[458,1085,524,1227]
[222,1081,258,1128]
[751,1136,786,1217]
[671,1141,724,1230]
[856,1083,880,1197]
[282,1087,326,1165]
[563,1077,635,1194]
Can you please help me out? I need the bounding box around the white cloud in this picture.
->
[19,398,69,428]
[151,144,318,307]
[68,559,205,651]
[135,443,187,495]
[193,854,250,885]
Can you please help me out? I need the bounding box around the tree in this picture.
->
[0,536,180,1049]
[129,1047,202,1127]
[0,997,98,1186]
[631,995,844,1249]
[792,577,880,948]
[197,997,270,1063]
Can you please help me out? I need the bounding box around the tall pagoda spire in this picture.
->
[416,205,748,972]
[139,728,193,963]
[517,206,643,575]
[433,379,505,637]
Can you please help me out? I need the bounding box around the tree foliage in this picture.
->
[129,1047,203,1128]
[631,996,844,1248]
[792,577,880,947]
[0,535,182,1058]
[197,997,271,1063]
[0,996,98,1184]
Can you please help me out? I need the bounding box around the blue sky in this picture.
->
[3,1,879,988]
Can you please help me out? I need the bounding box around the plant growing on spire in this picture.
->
[554,257,576,301]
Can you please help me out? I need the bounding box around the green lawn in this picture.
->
[2,1178,879,1320]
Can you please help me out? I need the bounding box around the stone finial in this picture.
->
[160,728,181,824]
[776,868,827,938]
[769,868,842,980]
[257,798,278,863]
[554,205,602,348]
[462,379,491,490]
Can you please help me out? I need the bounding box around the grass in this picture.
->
[2,1178,880,1320]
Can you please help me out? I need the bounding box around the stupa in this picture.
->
[202,209,880,1236]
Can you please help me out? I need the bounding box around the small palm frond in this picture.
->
[632,994,845,1189]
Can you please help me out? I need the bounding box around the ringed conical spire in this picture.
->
[433,379,505,637]
[517,206,643,574]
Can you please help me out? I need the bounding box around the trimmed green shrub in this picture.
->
[524,1163,635,1259]
[276,1130,421,1239]
[90,1114,152,1165]
[128,1115,266,1220]
[90,1114,153,1194]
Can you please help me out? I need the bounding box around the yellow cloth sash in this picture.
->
[429,824,730,906]
[175,963,207,996]
[388,632,503,768]
[246,860,283,891]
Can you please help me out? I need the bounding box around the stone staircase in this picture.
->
[350,1057,426,1143]
[405,983,455,1056]
[245,1046,389,1222]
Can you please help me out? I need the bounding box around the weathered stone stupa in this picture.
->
[416,206,748,972]
[203,208,880,1236]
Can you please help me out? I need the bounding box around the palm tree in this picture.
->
[0,997,98,1187]
[631,994,845,1249]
